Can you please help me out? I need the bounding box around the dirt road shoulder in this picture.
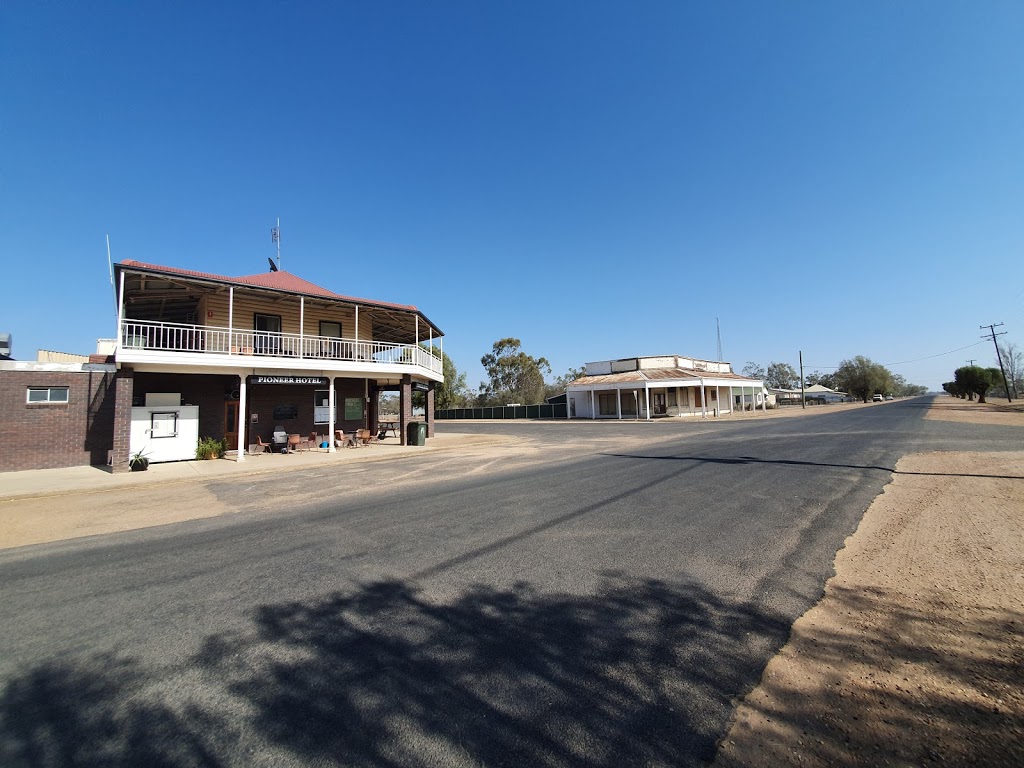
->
[715,400,1024,767]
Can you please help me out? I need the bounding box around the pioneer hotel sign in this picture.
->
[247,375,330,386]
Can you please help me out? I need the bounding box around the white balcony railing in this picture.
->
[119,320,443,376]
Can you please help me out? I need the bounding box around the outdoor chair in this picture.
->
[356,428,380,446]
[286,434,302,453]
[335,430,358,449]
[249,435,272,456]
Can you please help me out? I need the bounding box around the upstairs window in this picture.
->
[27,386,69,404]
[254,313,282,333]
[319,320,342,338]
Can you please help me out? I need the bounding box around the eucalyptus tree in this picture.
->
[765,362,798,389]
[480,337,552,406]
[835,356,893,403]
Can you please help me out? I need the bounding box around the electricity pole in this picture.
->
[980,323,1012,403]
[799,350,805,410]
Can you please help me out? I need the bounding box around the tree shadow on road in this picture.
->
[1,576,791,767]
[0,653,228,767]
[3,576,1020,767]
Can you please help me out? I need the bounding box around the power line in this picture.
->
[883,340,990,367]
[804,339,990,370]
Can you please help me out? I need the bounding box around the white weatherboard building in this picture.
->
[566,355,767,420]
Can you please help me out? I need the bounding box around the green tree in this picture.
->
[889,373,927,398]
[954,366,999,404]
[835,356,893,403]
[805,371,837,390]
[741,362,765,380]
[544,366,585,400]
[765,361,798,389]
[378,392,400,416]
[441,354,470,409]
[417,344,469,409]
[480,338,551,405]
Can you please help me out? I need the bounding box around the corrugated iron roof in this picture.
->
[570,367,763,386]
[118,260,419,312]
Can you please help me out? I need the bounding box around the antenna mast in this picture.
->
[106,234,118,319]
[716,317,723,362]
[271,217,281,270]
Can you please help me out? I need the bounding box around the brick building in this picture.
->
[0,260,443,473]
[0,363,118,472]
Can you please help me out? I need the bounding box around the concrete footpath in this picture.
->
[0,433,472,502]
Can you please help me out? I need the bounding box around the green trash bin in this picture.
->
[407,421,427,446]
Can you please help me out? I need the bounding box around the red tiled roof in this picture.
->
[119,260,418,312]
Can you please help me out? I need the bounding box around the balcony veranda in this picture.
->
[117,319,443,379]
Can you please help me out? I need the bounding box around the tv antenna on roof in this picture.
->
[270,217,281,271]
[716,317,723,362]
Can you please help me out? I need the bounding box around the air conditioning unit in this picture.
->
[0,333,11,358]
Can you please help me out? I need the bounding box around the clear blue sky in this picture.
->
[3,2,1022,391]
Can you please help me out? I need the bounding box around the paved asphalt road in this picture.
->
[0,398,1019,767]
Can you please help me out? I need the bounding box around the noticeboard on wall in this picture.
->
[150,411,179,438]
[344,397,363,421]
[272,404,298,421]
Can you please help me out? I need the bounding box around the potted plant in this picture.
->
[128,449,150,471]
[196,436,226,460]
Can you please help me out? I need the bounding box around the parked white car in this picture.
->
[872,394,884,402]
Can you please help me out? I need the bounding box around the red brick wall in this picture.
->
[0,369,117,472]
[111,370,134,473]
[397,376,434,443]
[426,384,435,437]
[400,375,412,445]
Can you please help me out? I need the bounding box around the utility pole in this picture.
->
[966,359,976,367]
[980,323,1012,403]
[799,350,805,409]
